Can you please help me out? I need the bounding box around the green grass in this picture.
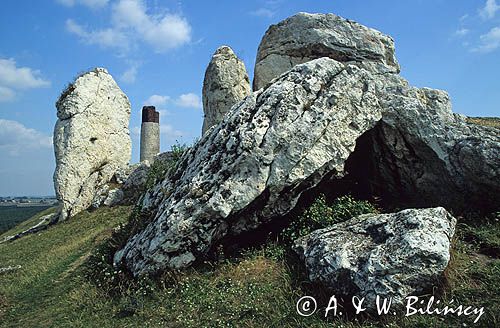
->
[0,205,498,327]
[0,206,53,234]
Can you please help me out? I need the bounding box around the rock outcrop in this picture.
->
[54,68,131,221]
[347,78,500,212]
[293,207,456,307]
[115,58,383,275]
[114,13,499,277]
[118,162,151,205]
[253,12,399,90]
[202,46,251,134]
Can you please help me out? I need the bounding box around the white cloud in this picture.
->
[0,119,52,156]
[112,0,191,52]
[473,26,500,52]
[175,93,201,109]
[0,58,50,89]
[250,8,275,18]
[66,0,192,54]
[0,86,16,102]
[56,0,109,9]
[0,58,50,102]
[455,28,470,37]
[120,65,138,83]
[480,0,500,19]
[144,94,170,107]
[66,19,129,51]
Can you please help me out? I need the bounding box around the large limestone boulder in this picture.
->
[347,75,500,212]
[293,207,456,307]
[253,12,399,90]
[202,46,251,134]
[54,68,131,221]
[114,14,499,277]
[115,58,383,275]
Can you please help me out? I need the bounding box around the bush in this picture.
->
[145,142,188,189]
[281,194,378,243]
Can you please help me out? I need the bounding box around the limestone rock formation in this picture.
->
[54,68,131,221]
[202,46,251,134]
[347,76,500,212]
[114,13,499,277]
[253,12,399,90]
[118,162,151,205]
[115,58,383,275]
[293,207,456,307]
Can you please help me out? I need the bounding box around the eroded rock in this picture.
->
[293,207,456,307]
[202,46,251,134]
[253,12,399,90]
[347,77,500,212]
[115,58,383,275]
[54,68,131,221]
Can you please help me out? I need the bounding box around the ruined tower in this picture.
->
[140,106,160,163]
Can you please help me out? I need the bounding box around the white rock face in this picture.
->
[54,68,131,221]
[115,58,383,275]
[293,207,456,307]
[202,46,251,134]
[348,74,500,212]
[253,12,400,90]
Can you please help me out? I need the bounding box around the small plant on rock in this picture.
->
[281,194,378,243]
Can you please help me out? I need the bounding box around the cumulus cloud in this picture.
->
[480,0,500,19]
[112,0,191,52]
[175,93,201,109]
[120,64,139,83]
[473,26,500,52]
[0,58,51,89]
[0,119,52,156]
[66,0,191,53]
[144,94,170,107]
[0,86,16,102]
[56,0,109,9]
[0,58,50,102]
[66,19,129,51]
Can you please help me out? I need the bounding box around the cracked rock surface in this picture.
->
[114,13,499,277]
[115,58,383,275]
[293,207,456,307]
[253,12,399,91]
[54,68,131,221]
[350,75,500,212]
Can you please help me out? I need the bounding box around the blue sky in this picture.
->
[0,0,499,196]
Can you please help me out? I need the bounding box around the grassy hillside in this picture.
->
[0,206,498,327]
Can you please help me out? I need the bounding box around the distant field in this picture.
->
[0,206,53,234]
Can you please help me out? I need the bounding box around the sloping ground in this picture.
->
[467,116,500,128]
[0,206,498,327]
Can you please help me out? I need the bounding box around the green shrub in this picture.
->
[281,194,378,243]
[145,142,188,189]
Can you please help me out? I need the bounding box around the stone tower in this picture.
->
[140,106,160,163]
